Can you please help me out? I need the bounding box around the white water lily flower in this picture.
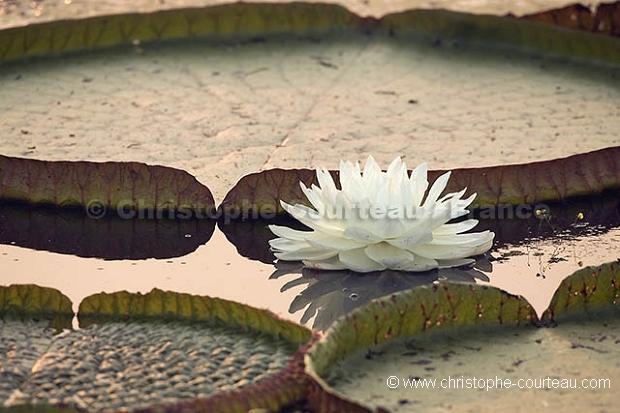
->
[268,156,494,273]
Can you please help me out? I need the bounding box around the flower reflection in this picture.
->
[270,257,491,331]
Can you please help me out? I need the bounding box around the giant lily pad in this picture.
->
[0,155,215,215]
[1,3,619,205]
[2,288,311,412]
[220,147,620,215]
[305,260,620,412]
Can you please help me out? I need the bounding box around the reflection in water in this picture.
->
[0,203,215,260]
[220,191,620,329]
[0,191,618,331]
[270,260,490,331]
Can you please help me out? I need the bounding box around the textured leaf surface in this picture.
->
[305,282,536,412]
[0,204,216,260]
[0,284,72,320]
[77,290,310,412]
[5,321,304,413]
[0,322,84,412]
[1,289,311,412]
[0,155,215,214]
[78,288,311,347]
[543,260,620,322]
[221,147,620,215]
[305,259,620,412]
[1,3,619,63]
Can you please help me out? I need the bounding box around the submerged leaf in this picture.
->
[0,155,215,215]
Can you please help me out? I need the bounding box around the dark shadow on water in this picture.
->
[269,261,491,331]
[0,203,215,260]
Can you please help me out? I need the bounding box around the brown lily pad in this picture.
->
[0,155,215,216]
[220,147,620,216]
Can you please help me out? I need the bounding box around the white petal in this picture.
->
[316,168,338,203]
[306,233,365,251]
[362,155,383,191]
[386,228,433,250]
[339,248,387,273]
[339,160,366,202]
[413,231,494,260]
[274,247,339,261]
[269,237,311,252]
[432,219,479,236]
[423,171,451,207]
[342,226,384,244]
[268,224,312,241]
[471,234,495,255]
[439,230,494,246]
[281,201,344,236]
[300,182,325,211]
[364,242,414,269]
[409,162,429,205]
[430,231,494,246]
[438,187,467,204]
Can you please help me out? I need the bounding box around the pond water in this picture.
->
[2,192,618,331]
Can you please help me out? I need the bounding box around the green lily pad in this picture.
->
[0,284,72,322]
[2,288,311,412]
[305,260,620,412]
[1,3,619,205]
[543,260,620,323]
[78,288,311,343]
